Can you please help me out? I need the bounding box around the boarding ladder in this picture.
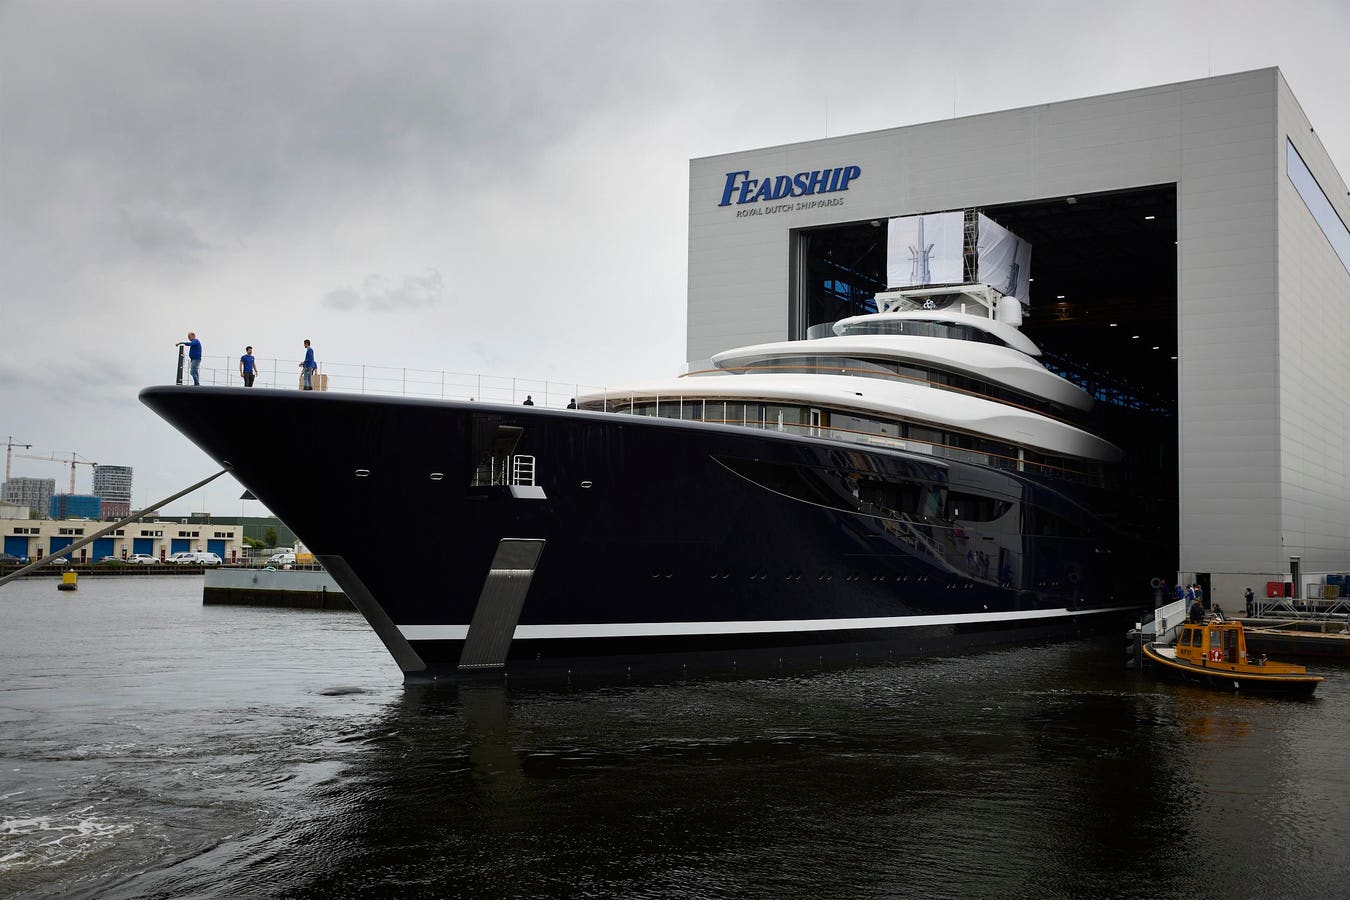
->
[474,454,537,488]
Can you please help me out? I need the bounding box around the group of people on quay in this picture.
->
[175,332,318,389]
[1174,582,1261,624]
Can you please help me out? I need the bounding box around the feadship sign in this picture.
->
[718,165,862,217]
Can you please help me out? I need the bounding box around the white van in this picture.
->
[168,551,223,566]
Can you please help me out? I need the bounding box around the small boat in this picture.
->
[1142,617,1322,697]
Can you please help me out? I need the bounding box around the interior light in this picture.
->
[1109,323,1118,327]
[1132,335,1141,339]
[1171,356,1178,360]
[1152,346,1160,350]
[1144,215,1156,220]
[1056,295,1065,299]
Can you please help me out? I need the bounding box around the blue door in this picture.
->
[133,537,154,555]
[207,539,225,559]
[92,538,114,560]
[171,539,190,554]
[49,537,73,560]
[3,535,28,559]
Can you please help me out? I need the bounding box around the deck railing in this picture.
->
[178,354,607,409]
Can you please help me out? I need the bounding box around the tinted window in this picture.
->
[945,491,1012,522]
[718,458,947,521]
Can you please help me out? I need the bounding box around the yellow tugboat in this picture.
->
[1142,617,1323,697]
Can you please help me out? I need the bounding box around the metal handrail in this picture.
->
[175,354,607,409]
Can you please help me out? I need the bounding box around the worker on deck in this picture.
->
[1189,595,1205,624]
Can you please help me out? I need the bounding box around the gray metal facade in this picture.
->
[2,477,55,514]
[686,68,1350,590]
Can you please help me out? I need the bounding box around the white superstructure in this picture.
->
[581,284,1119,476]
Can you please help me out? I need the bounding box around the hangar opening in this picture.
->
[789,184,1179,576]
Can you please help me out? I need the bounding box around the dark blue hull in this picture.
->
[141,386,1144,682]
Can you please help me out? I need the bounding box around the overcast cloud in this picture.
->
[1,0,1348,516]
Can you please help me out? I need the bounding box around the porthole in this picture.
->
[354,469,371,478]
[429,472,444,481]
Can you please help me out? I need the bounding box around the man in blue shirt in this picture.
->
[176,331,202,385]
[300,339,317,390]
[239,345,258,387]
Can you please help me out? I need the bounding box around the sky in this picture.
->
[2,0,1348,519]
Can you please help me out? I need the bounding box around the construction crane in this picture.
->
[5,436,32,483]
[12,451,99,494]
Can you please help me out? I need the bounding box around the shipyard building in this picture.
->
[686,68,1350,602]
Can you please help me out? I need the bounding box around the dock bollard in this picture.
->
[58,571,78,592]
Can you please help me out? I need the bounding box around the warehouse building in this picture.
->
[3,519,244,563]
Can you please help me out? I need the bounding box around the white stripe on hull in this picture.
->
[397,604,1133,643]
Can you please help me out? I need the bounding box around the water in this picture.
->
[3,577,1349,898]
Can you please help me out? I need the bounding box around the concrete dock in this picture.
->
[203,567,352,610]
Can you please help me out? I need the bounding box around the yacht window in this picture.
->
[717,458,949,521]
[857,479,925,516]
[717,458,856,511]
[944,491,1012,522]
[1023,505,1078,537]
[833,319,1010,348]
[907,425,942,446]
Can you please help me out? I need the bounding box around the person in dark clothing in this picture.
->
[177,331,202,385]
[1244,587,1255,617]
[239,346,258,387]
[522,395,534,406]
[566,398,576,409]
[1189,596,1205,624]
[299,339,317,390]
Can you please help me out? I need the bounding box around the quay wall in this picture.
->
[203,568,352,610]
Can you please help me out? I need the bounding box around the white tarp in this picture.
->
[886,212,964,288]
[977,214,1032,303]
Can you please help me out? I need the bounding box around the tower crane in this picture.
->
[11,451,99,494]
[5,436,33,483]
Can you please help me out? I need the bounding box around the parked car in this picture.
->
[266,552,297,568]
[97,555,121,563]
[129,553,159,565]
[168,551,223,566]
[0,552,27,565]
